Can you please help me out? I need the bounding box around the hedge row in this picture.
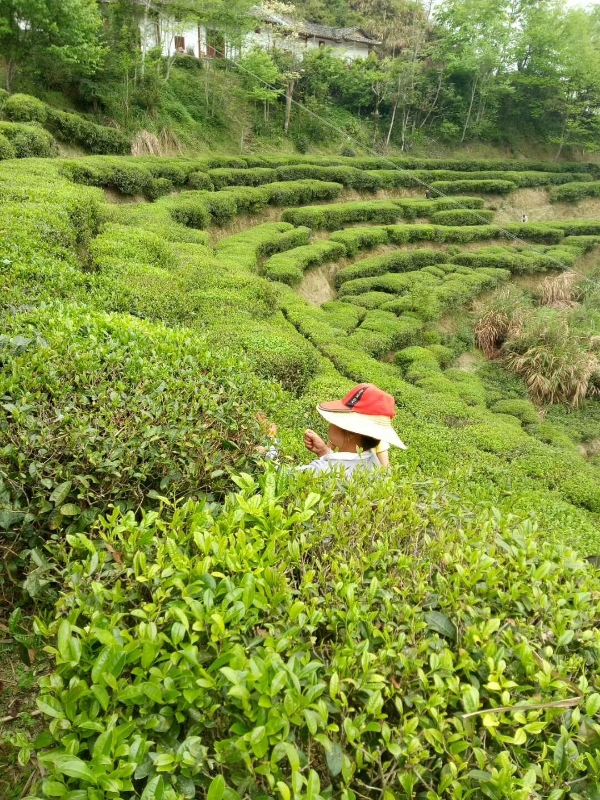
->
[166,180,343,228]
[281,196,484,229]
[550,181,600,202]
[263,240,346,285]
[430,179,518,195]
[430,209,494,226]
[239,153,597,174]
[2,93,130,154]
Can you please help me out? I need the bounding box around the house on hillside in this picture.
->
[138,7,380,63]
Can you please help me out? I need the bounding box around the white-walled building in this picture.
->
[139,8,380,62]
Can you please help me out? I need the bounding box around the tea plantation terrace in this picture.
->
[2,152,600,798]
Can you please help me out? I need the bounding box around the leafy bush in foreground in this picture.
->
[29,470,600,800]
[0,306,283,554]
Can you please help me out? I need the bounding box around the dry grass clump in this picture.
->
[502,314,599,407]
[475,286,599,407]
[474,286,529,357]
[540,270,580,308]
[130,129,183,156]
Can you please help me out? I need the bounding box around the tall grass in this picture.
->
[473,286,529,357]
[503,313,599,406]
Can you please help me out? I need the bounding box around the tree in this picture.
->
[239,47,281,123]
[0,0,105,92]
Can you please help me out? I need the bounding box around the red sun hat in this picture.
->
[320,383,396,418]
[317,383,406,449]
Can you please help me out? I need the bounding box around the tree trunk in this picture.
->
[141,1,150,79]
[5,59,14,93]
[284,80,294,135]
[419,73,443,130]
[386,96,399,149]
[461,77,478,143]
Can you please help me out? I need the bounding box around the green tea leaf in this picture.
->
[50,481,72,506]
[207,775,225,800]
[326,742,343,777]
[424,610,456,639]
[461,686,479,714]
[586,693,600,718]
[53,755,96,784]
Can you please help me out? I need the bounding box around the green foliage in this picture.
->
[0,306,285,549]
[0,132,16,159]
[208,167,278,188]
[430,209,494,226]
[45,107,130,154]
[3,93,47,123]
[29,472,600,799]
[431,179,518,195]
[491,399,540,424]
[263,241,346,286]
[0,122,57,157]
[551,181,600,202]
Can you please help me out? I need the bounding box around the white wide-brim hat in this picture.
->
[317,403,407,449]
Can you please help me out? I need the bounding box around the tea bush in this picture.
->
[208,167,278,188]
[0,122,58,157]
[0,306,286,551]
[263,241,346,286]
[491,399,540,424]
[431,179,518,195]
[550,181,600,202]
[45,108,130,154]
[0,132,16,159]
[29,470,600,799]
[430,209,494,226]
[3,93,47,123]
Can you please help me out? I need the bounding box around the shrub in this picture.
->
[330,226,389,256]
[0,132,16,159]
[165,195,211,229]
[282,200,401,229]
[230,321,320,394]
[187,170,214,190]
[208,167,278,188]
[550,181,600,203]
[3,92,47,123]
[31,470,600,800]
[144,177,173,201]
[0,121,58,158]
[347,310,424,356]
[336,250,445,288]
[263,241,346,286]
[491,399,539,424]
[320,300,364,333]
[45,108,130,154]
[430,179,518,195]
[0,306,287,544]
[430,209,494,226]
[0,88,8,109]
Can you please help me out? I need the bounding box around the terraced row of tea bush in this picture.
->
[2,153,600,800]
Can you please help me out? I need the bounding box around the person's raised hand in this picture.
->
[304,429,330,457]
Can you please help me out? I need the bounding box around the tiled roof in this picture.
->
[251,9,380,45]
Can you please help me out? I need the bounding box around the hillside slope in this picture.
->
[2,151,600,798]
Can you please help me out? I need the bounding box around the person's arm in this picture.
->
[375,440,390,467]
[304,429,331,457]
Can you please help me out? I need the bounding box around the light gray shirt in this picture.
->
[296,449,381,476]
